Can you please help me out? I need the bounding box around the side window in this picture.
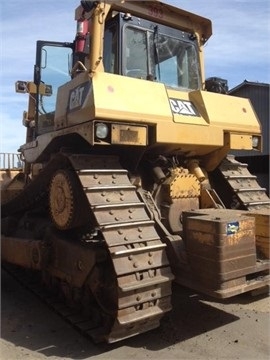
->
[124,27,148,79]
[34,42,73,135]
[183,45,200,90]
[39,45,72,114]
[104,23,118,74]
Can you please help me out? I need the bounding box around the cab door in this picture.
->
[34,41,73,134]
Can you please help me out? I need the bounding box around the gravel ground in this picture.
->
[1,269,270,360]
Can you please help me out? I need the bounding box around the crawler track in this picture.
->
[213,155,270,210]
[1,153,174,343]
[72,155,173,342]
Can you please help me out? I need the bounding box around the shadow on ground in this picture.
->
[1,270,242,358]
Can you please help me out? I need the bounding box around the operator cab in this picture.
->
[104,13,201,90]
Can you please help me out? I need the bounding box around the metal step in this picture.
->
[119,271,174,292]
[110,243,166,256]
[225,174,257,180]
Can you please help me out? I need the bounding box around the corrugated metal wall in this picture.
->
[229,82,269,156]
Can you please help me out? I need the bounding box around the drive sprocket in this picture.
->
[49,169,87,230]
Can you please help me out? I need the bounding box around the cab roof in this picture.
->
[79,1,212,42]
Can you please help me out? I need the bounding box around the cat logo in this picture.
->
[169,98,199,117]
[68,82,91,112]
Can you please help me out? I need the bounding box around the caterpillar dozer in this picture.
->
[1,0,269,343]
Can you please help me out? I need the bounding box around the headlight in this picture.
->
[95,123,109,139]
[252,136,260,149]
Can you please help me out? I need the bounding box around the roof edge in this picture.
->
[229,80,270,93]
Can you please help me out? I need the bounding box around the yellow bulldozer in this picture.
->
[1,0,269,343]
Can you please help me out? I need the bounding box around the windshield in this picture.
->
[123,26,200,90]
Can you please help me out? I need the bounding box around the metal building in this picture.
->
[229,80,269,193]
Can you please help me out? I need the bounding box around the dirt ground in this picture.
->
[1,269,270,360]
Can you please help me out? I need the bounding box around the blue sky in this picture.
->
[1,0,269,153]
